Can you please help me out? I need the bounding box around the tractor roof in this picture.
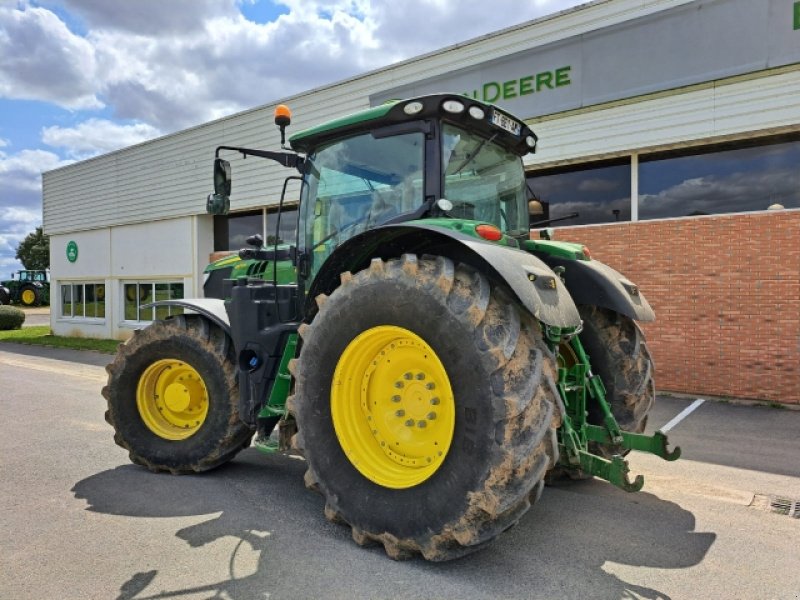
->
[288,93,537,156]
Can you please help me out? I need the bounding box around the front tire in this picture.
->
[103,315,253,473]
[290,255,560,560]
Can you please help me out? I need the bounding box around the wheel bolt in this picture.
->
[416,372,425,380]
[430,397,440,405]
[391,395,401,403]
[426,382,435,390]
[417,421,427,428]
[427,412,437,420]
[395,410,405,417]
[404,372,413,380]
[395,381,404,389]
[405,419,415,427]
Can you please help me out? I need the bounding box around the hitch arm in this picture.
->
[585,425,681,461]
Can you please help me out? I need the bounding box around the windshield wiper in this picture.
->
[452,134,498,175]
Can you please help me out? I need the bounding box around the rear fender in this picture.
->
[308,224,581,329]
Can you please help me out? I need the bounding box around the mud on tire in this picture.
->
[103,315,253,473]
[290,254,560,561]
[579,305,655,448]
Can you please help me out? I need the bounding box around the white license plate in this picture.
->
[491,111,521,136]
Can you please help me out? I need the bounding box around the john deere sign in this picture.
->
[371,0,800,118]
[66,240,78,263]
[465,66,572,104]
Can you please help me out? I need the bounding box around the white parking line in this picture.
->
[659,398,706,433]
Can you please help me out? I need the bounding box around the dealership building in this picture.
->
[43,0,800,404]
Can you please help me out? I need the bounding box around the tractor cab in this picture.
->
[206,94,539,288]
[290,96,536,280]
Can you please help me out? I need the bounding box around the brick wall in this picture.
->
[555,210,800,405]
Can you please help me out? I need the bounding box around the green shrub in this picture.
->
[0,306,25,330]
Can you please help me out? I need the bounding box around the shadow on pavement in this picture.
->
[648,396,800,479]
[72,451,715,600]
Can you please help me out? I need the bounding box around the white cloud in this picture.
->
[1,2,587,132]
[639,169,800,217]
[0,137,8,148]
[42,118,162,158]
[0,5,102,109]
[0,206,42,275]
[0,148,72,193]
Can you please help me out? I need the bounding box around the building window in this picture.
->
[266,206,298,245]
[213,209,262,251]
[123,281,184,322]
[527,159,631,226]
[214,206,299,251]
[639,136,800,219]
[61,282,106,320]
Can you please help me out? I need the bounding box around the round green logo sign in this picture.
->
[66,240,78,263]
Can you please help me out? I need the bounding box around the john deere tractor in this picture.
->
[1,270,50,306]
[104,94,679,561]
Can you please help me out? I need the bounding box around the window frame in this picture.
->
[59,281,107,322]
[120,280,185,325]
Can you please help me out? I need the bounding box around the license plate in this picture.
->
[491,110,521,136]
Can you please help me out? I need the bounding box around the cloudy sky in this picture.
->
[0,0,587,274]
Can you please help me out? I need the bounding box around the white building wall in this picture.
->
[51,217,198,340]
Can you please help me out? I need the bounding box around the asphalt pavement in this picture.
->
[1,343,798,600]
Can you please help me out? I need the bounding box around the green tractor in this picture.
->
[1,270,50,306]
[104,94,679,561]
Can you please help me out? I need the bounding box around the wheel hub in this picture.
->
[332,326,455,489]
[136,359,209,440]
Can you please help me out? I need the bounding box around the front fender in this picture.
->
[142,298,231,334]
[308,224,581,329]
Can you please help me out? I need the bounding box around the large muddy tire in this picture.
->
[579,305,655,444]
[103,315,253,473]
[290,254,560,561]
[19,284,40,307]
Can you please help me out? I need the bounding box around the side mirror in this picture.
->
[206,158,232,215]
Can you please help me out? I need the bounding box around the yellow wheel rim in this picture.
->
[331,326,455,489]
[21,289,35,305]
[136,359,210,440]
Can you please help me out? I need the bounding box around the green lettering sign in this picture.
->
[535,72,553,91]
[519,75,534,96]
[555,66,572,87]
[66,240,78,263]
[461,65,572,104]
[502,79,517,99]
[795,1,800,30]
[483,82,501,103]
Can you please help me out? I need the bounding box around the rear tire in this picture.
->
[290,255,560,560]
[103,315,253,473]
[19,285,40,307]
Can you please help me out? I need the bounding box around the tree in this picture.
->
[15,227,49,270]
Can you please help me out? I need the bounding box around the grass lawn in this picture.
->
[0,325,120,354]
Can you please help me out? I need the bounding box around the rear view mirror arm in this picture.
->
[214,145,305,172]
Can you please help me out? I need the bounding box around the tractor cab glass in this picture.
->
[301,131,424,277]
[442,124,528,236]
